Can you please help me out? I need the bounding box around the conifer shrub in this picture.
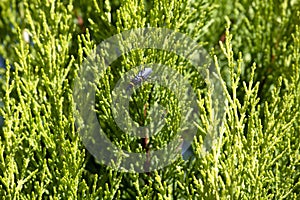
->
[0,0,299,199]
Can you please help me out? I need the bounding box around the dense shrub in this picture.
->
[0,0,299,199]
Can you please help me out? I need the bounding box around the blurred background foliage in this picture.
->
[0,0,299,199]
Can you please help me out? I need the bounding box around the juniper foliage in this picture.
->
[0,0,299,199]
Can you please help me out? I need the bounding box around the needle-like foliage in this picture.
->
[0,0,299,199]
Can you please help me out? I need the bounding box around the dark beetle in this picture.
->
[126,68,153,91]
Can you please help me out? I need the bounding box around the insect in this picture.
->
[181,139,194,160]
[126,68,153,91]
[0,55,5,69]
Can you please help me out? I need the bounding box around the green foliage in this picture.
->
[0,0,299,199]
